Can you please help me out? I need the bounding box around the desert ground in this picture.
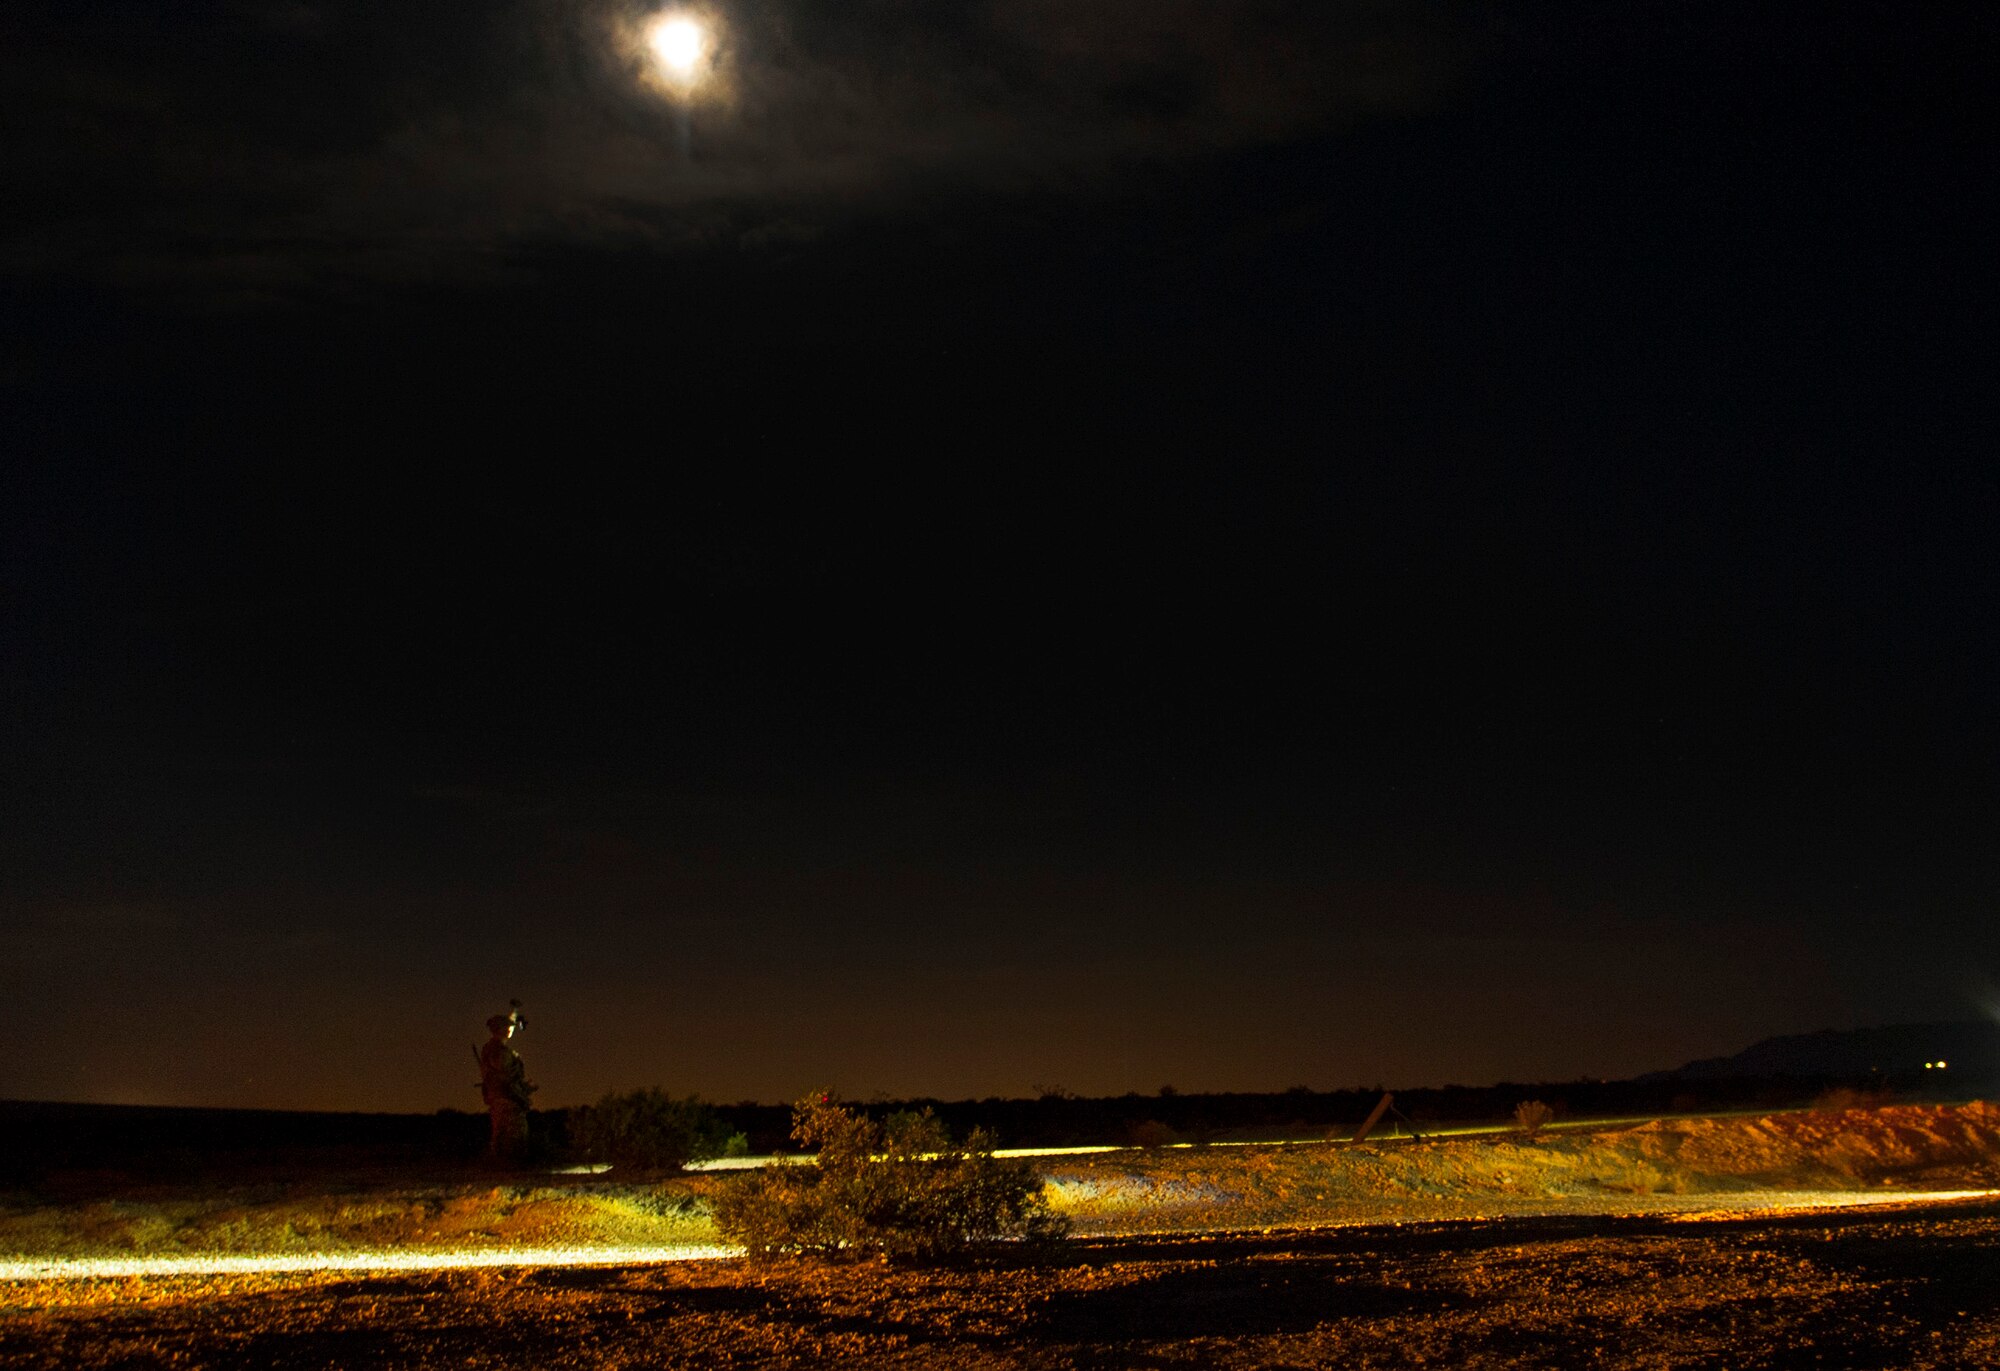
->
[4,1102,1997,1368]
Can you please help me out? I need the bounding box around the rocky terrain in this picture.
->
[5,1199,1998,1368]
[3,1102,1996,1366]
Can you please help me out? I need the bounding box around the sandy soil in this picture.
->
[1041,1099,2000,1236]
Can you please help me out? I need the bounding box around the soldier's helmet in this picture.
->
[486,1008,526,1033]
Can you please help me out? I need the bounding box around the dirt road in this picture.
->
[6,1196,1997,1369]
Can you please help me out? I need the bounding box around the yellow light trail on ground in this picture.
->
[685,1105,1911,1168]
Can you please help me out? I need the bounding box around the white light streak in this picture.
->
[0,1244,738,1283]
[685,1146,1122,1169]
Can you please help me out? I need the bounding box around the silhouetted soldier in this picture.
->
[478,1004,536,1161]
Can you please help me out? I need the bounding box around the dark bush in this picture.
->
[1513,1100,1554,1136]
[713,1092,1070,1262]
[570,1088,740,1171]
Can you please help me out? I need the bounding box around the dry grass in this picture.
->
[0,1180,720,1261]
[1040,1100,2000,1234]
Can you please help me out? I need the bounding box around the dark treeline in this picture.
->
[0,1099,490,1181]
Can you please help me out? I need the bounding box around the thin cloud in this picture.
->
[3,0,1467,292]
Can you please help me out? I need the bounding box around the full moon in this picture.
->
[647,15,707,81]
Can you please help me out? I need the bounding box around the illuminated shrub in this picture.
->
[713,1092,1070,1262]
[570,1088,739,1172]
[1513,1100,1554,1136]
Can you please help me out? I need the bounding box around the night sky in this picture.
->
[5,1,1995,1113]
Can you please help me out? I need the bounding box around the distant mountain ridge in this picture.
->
[1650,1021,2000,1082]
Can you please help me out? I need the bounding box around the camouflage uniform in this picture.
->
[479,1012,536,1160]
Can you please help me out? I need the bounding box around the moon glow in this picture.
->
[648,15,707,82]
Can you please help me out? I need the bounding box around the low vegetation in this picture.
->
[1513,1100,1554,1136]
[712,1093,1070,1262]
[569,1089,744,1172]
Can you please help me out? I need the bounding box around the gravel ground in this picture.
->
[5,1196,1997,1369]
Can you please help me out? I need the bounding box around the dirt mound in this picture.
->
[1609,1100,2000,1187]
[1042,1101,2000,1232]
